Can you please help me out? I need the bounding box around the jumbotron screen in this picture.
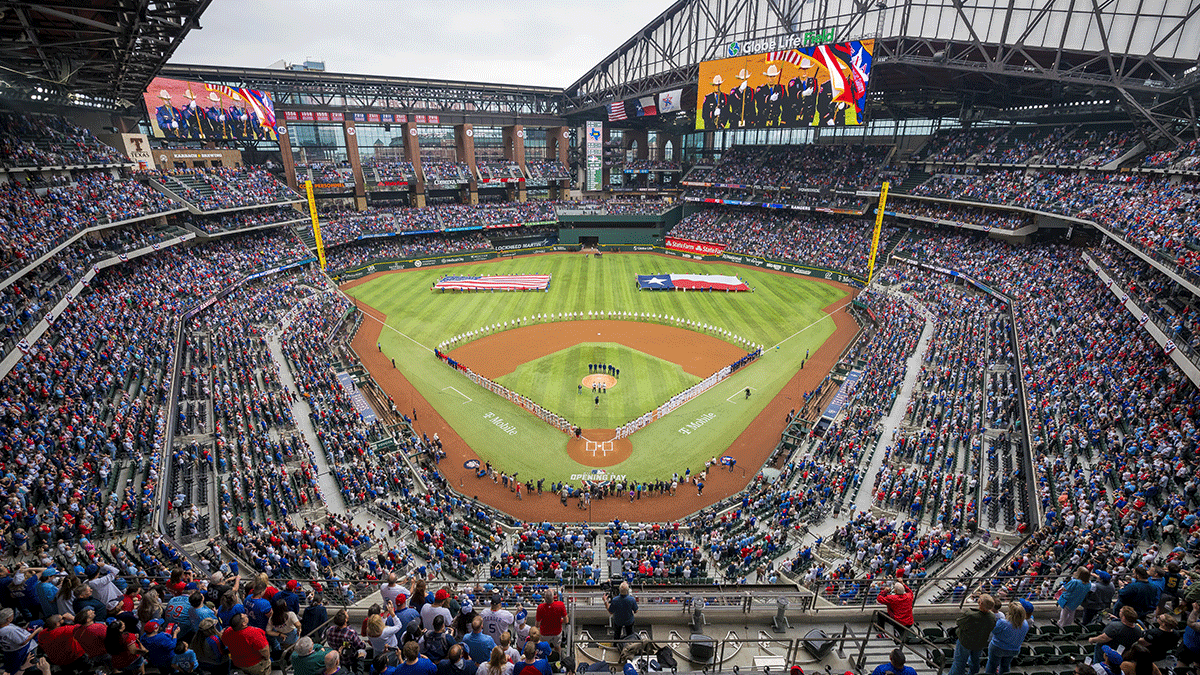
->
[144,76,279,141]
[695,39,874,130]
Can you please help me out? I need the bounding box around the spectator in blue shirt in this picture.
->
[142,620,178,670]
[461,617,496,664]
[870,649,917,675]
[1057,567,1092,627]
[986,602,1030,675]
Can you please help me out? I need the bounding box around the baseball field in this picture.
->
[343,252,850,488]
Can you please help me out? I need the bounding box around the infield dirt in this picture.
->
[343,266,857,522]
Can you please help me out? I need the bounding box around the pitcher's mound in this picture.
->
[582,374,616,389]
[567,430,632,467]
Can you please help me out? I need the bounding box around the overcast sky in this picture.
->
[170,0,673,88]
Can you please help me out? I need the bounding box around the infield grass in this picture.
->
[344,253,849,484]
[495,343,700,429]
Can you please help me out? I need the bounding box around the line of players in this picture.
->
[153,87,270,141]
[700,68,864,129]
[588,364,620,377]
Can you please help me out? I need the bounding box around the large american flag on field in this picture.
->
[434,274,551,291]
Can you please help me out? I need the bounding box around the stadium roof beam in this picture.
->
[563,0,1200,139]
[0,0,210,107]
[159,64,568,124]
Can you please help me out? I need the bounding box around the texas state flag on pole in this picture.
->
[637,274,750,291]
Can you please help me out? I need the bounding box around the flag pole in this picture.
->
[866,181,889,285]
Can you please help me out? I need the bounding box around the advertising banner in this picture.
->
[696,39,874,130]
[145,76,278,141]
[665,236,726,256]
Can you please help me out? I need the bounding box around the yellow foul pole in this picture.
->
[867,181,889,285]
[305,180,326,270]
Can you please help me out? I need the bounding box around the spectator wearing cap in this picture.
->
[1090,607,1145,666]
[395,595,420,630]
[462,617,496,664]
[438,643,476,675]
[85,563,123,613]
[34,569,60,618]
[142,620,178,671]
[38,614,87,675]
[480,596,513,644]
[871,649,917,675]
[275,581,302,616]
[948,594,996,675]
[986,602,1030,675]
[512,611,530,653]
[1082,571,1117,626]
[192,618,228,674]
[222,613,271,675]
[535,590,566,651]
[291,637,330,675]
[421,590,453,633]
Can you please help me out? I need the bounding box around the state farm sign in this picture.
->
[665,236,726,256]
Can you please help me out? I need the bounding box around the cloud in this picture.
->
[171,0,671,88]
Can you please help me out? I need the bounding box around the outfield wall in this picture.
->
[332,243,865,287]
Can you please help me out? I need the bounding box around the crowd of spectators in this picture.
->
[180,206,305,235]
[0,109,127,168]
[910,169,1200,275]
[421,160,471,183]
[694,144,896,193]
[621,160,681,172]
[364,160,417,184]
[556,200,672,216]
[0,172,179,273]
[524,161,569,182]
[888,198,1032,231]
[324,233,492,273]
[153,167,299,212]
[916,125,1139,167]
[667,208,895,277]
[477,160,523,182]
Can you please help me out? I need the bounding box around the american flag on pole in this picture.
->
[608,101,627,121]
[434,275,551,291]
[767,50,805,67]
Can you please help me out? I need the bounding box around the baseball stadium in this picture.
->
[0,2,1197,675]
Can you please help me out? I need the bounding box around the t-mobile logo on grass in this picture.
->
[484,412,517,435]
[678,412,716,435]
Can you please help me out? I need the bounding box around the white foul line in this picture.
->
[772,299,855,350]
[352,300,435,354]
[726,387,756,403]
[442,386,473,403]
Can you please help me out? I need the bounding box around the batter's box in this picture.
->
[584,440,615,457]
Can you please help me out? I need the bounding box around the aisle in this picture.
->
[853,294,936,514]
[267,335,350,515]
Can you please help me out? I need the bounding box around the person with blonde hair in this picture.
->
[985,601,1030,675]
[477,646,512,675]
[364,612,403,654]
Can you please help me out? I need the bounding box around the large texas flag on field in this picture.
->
[637,274,750,291]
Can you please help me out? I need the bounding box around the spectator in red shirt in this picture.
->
[535,590,566,651]
[877,582,915,632]
[71,608,108,662]
[221,614,271,675]
[38,614,87,673]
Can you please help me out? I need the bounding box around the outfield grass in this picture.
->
[345,253,848,483]
[495,342,700,429]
